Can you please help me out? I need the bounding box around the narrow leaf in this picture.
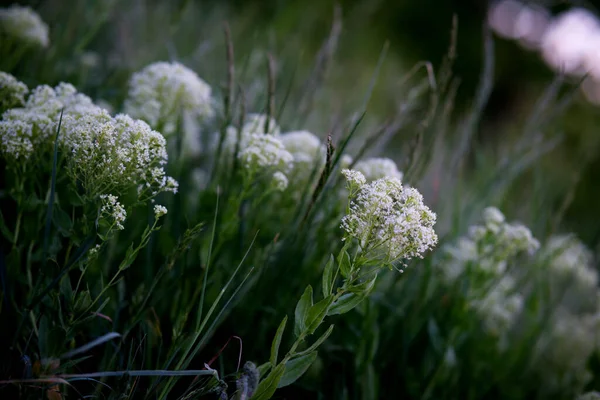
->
[294,285,313,337]
[270,316,287,366]
[338,250,351,279]
[61,332,121,359]
[305,296,333,335]
[296,324,334,357]
[322,254,335,298]
[277,351,318,388]
[348,273,378,295]
[251,363,285,400]
[257,362,272,379]
[327,293,366,316]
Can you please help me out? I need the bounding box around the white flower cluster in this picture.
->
[0,71,28,111]
[450,207,540,278]
[124,62,214,134]
[238,133,293,174]
[0,5,49,48]
[0,82,98,161]
[0,80,177,202]
[154,204,168,218]
[470,276,524,338]
[279,130,324,166]
[442,207,539,338]
[543,235,598,292]
[534,310,600,392]
[221,113,281,154]
[340,169,437,264]
[271,171,289,192]
[100,194,127,230]
[354,157,403,182]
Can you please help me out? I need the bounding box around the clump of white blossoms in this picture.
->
[441,207,540,340]
[443,207,540,282]
[340,169,437,266]
[0,71,28,111]
[354,157,403,182]
[0,80,177,206]
[534,309,600,393]
[280,130,324,165]
[279,130,325,182]
[100,194,127,231]
[271,171,289,192]
[238,133,293,179]
[543,235,597,291]
[0,5,49,48]
[220,113,281,155]
[124,62,214,135]
[0,82,100,162]
[154,204,168,218]
[470,276,524,338]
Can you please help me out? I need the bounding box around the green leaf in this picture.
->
[294,285,313,337]
[327,293,366,316]
[257,362,272,379]
[305,296,333,335]
[338,249,351,278]
[295,324,334,357]
[270,315,287,366]
[0,210,14,243]
[118,243,136,271]
[277,351,318,388]
[348,273,378,295]
[251,363,285,400]
[53,207,72,236]
[322,254,335,298]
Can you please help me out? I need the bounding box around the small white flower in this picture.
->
[341,169,366,188]
[154,204,168,218]
[100,194,127,230]
[124,62,214,135]
[354,157,403,182]
[279,130,325,165]
[0,5,50,48]
[238,133,293,173]
[483,207,506,226]
[0,72,28,110]
[271,171,289,191]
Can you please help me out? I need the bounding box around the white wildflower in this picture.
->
[470,276,524,337]
[483,206,505,226]
[100,194,127,230]
[124,62,214,134]
[341,170,437,264]
[271,171,289,191]
[238,133,293,173]
[279,130,325,165]
[534,309,599,392]
[0,5,49,48]
[0,71,28,110]
[154,204,168,218]
[341,169,366,188]
[354,157,403,182]
[0,119,33,160]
